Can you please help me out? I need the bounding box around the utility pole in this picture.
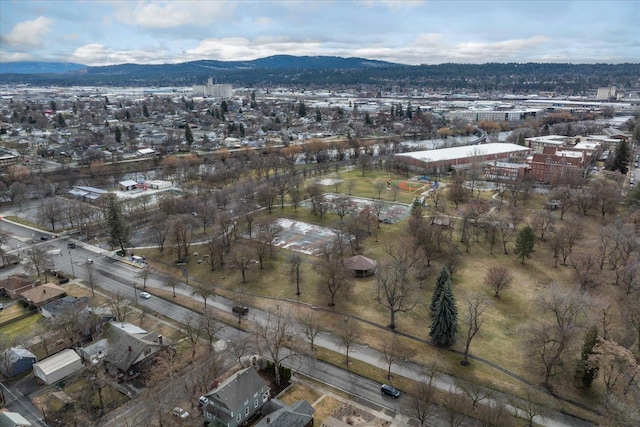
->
[68,251,75,277]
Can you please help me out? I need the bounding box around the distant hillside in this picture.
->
[0,61,86,74]
[0,56,637,95]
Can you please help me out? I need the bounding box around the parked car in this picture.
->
[86,258,93,264]
[0,302,4,310]
[140,292,151,299]
[232,304,249,315]
[172,407,189,419]
[40,236,48,241]
[198,396,209,406]
[67,242,76,249]
[381,384,400,398]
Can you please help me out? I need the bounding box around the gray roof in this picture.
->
[256,400,314,427]
[104,323,169,372]
[41,296,89,318]
[3,347,37,364]
[205,367,269,417]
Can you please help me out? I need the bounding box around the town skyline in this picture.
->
[1,0,639,67]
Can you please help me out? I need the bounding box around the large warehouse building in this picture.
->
[394,143,531,171]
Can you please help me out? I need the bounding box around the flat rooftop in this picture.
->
[395,143,530,162]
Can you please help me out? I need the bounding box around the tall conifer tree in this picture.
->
[430,266,450,314]
[430,269,458,347]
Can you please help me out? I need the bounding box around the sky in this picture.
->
[0,1,638,66]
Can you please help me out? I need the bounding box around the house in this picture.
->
[0,275,40,299]
[255,399,314,427]
[118,180,139,191]
[527,146,587,183]
[0,347,37,378]
[202,367,271,427]
[32,349,83,385]
[20,283,67,308]
[103,322,171,378]
[0,411,32,427]
[77,338,109,364]
[41,296,90,320]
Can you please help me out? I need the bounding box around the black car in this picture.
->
[40,236,48,241]
[67,242,76,249]
[381,384,400,398]
[232,304,249,315]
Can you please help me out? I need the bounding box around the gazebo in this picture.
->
[344,255,377,277]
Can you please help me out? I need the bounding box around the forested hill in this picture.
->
[0,55,637,94]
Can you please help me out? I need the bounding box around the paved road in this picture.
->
[0,218,595,427]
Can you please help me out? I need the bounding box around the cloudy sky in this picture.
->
[1,0,638,66]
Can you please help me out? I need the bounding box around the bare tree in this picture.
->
[107,293,131,322]
[288,254,303,295]
[457,379,493,410]
[24,246,54,281]
[182,312,203,360]
[380,334,406,379]
[254,307,300,386]
[85,261,96,296]
[526,285,589,388]
[227,331,255,366]
[571,251,599,293]
[461,294,488,366]
[509,391,546,427]
[136,266,150,289]
[338,317,360,367]
[376,258,419,330]
[314,243,352,307]
[191,284,216,310]
[530,210,554,241]
[409,369,436,426]
[298,309,323,351]
[443,389,467,427]
[484,266,513,298]
[199,309,224,349]
[232,248,252,284]
[164,275,179,298]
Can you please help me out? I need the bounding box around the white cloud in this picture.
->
[113,1,235,29]
[68,44,172,66]
[358,0,424,10]
[0,50,36,63]
[182,37,324,61]
[1,16,53,48]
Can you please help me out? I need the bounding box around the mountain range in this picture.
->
[0,55,638,94]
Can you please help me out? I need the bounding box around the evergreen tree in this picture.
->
[430,271,457,347]
[611,139,631,174]
[115,126,122,144]
[430,266,451,314]
[576,326,599,388]
[142,103,149,118]
[514,225,535,264]
[365,112,372,125]
[50,100,57,112]
[184,123,194,145]
[315,108,322,122]
[406,103,413,119]
[56,113,66,127]
[106,196,132,254]
[298,101,307,117]
[220,100,228,113]
[517,133,525,146]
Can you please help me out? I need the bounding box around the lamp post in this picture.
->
[68,251,75,277]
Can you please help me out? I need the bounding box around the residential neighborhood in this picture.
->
[0,73,639,427]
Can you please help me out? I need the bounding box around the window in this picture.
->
[237,413,241,422]
[254,399,259,408]
[245,407,249,416]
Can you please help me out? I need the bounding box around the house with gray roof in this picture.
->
[256,399,314,427]
[0,347,37,378]
[202,367,271,427]
[103,322,170,378]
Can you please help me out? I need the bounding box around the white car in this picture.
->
[139,292,151,299]
[172,407,189,419]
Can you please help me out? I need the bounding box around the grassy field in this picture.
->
[132,165,636,424]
